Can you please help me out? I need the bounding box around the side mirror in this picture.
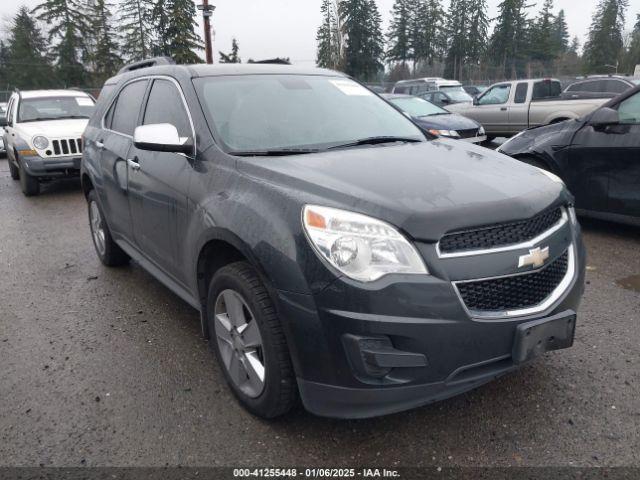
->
[133,123,193,154]
[441,98,451,105]
[590,107,620,127]
[473,97,480,106]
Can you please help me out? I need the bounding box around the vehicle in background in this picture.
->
[1,90,95,196]
[383,94,486,143]
[0,102,7,115]
[0,136,5,158]
[419,90,465,108]
[498,85,640,225]
[446,78,608,139]
[562,76,639,99]
[392,78,474,104]
[463,85,488,97]
[82,61,585,419]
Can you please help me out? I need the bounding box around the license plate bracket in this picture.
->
[512,311,576,364]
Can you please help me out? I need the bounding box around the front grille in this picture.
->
[457,128,480,139]
[439,207,563,254]
[52,138,83,156]
[456,251,569,313]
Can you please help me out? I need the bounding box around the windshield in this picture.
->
[18,96,95,122]
[193,75,424,152]
[389,97,448,117]
[440,86,473,102]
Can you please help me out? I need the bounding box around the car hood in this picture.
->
[238,140,568,242]
[413,113,480,131]
[17,119,89,138]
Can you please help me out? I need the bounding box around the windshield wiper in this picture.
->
[230,148,320,157]
[20,115,90,123]
[327,136,422,150]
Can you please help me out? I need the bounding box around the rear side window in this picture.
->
[568,80,597,93]
[514,83,528,104]
[532,81,561,100]
[394,86,408,94]
[604,80,630,94]
[110,80,148,135]
[142,79,191,137]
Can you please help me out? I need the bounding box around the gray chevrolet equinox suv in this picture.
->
[81,60,586,419]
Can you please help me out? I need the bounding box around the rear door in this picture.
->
[508,82,530,134]
[604,90,640,217]
[98,79,149,241]
[127,78,195,284]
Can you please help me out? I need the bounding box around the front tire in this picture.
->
[8,156,19,180]
[87,190,129,266]
[18,157,39,196]
[207,262,297,418]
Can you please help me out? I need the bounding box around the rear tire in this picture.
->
[18,156,39,196]
[207,262,297,418]
[87,190,130,267]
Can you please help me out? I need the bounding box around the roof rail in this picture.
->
[117,56,176,75]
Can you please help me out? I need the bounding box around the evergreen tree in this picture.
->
[33,0,89,86]
[119,0,154,61]
[219,38,241,63]
[316,0,341,69]
[488,0,531,79]
[530,0,557,68]
[168,0,203,63]
[552,9,570,54]
[386,0,412,66]
[466,0,489,76]
[339,0,384,80]
[583,0,628,73]
[90,0,121,82]
[622,15,640,72]
[410,0,444,68]
[5,6,53,89]
[444,0,468,79]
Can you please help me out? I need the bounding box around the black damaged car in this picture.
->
[499,84,640,225]
[81,60,586,419]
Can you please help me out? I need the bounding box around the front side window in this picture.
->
[439,86,473,102]
[617,92,640,124]
[110,80,148,135]
[194,75,424,152]
[17,96,95,122]
[389,97,448,117]
[478,85,511,105]
[143,79,191,137]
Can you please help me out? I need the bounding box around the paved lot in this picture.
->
[0,155,639,468]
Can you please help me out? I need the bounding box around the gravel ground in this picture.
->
[0,155,639,468]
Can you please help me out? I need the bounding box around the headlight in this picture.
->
[428,129,460,138]
[568,206,579,226]
[32,136,49,150]
[536,166,565,185]
[302,205,428,282]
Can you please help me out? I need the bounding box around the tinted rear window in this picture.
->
[532,81,561,100]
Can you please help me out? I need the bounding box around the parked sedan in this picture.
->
[498,85,640,224]
[382,94,486,143]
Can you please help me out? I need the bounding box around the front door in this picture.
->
[127,78,195,285]
[603,90,640,218]
[472,84,512,135]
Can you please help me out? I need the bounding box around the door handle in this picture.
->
[127,158,141,171]
[96,140,105,150]
[500,107,508,111]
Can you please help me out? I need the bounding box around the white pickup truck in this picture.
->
[446,78,608,139]
[2,89,95,196]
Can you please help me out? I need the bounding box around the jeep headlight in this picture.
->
[302,205,428,282]
[32,136,49,150]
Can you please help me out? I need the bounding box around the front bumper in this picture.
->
[20,154,81,178]
[277,232,586,419]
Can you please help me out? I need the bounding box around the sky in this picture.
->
[1,0,639,67]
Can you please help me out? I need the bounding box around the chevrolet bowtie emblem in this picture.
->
[518,247,550,269]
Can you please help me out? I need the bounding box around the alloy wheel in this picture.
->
[214,289,266,398]
[89,201,106,257]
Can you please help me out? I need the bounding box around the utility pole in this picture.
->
[197,1,216,64]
